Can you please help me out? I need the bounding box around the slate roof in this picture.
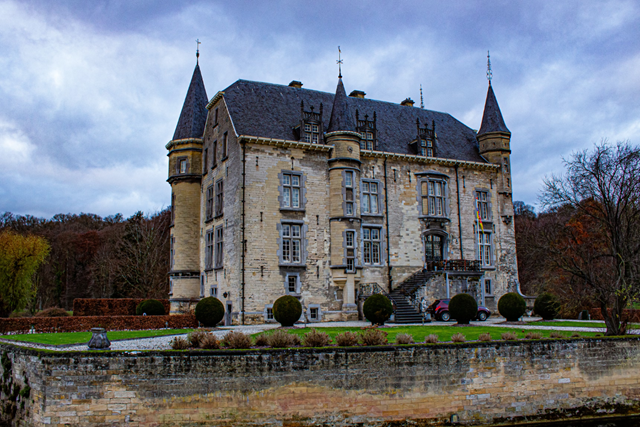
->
[172,63,209,141]
[478,83,510,136]
[222,79,486,163]
[327,78,356,133]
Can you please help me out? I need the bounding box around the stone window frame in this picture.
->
[361,224,384,266]
[278,170,307,212]
[343,228,358,273]
[205,229,214,271]
[475,188,493,222]
[484,278,493,296]
[200,274,205,298]
[205,184,214,222]
[416,172,449,220]
[361,179,382,216]
[276,220,308,267]
[214,225,224,270]
[222,132,229,160]
[307,304,322,322]
[210,286,218,298]
[169,278,173,296]
[170,236,175,269]
[176,156,189,174]
[212,140,218,168]
[170,192,175,226]
[422,230,449,265]
[475,227,493,269]
[303,122,321,144]
[284,272,301,295]
[215,179,224,218]
[342,169,357,217]
[263,304,276,323]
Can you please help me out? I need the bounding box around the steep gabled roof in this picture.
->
[222,80,486,163]
[478,83,510,136]
[327,78,356,133]
[172,63,208,141]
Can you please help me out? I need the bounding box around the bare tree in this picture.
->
[541,141,640,335]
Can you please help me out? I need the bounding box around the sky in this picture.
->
[1,0,639,219]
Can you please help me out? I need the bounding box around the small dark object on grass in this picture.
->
[136,299,165,316]
[360,328,388,346]
[335,331,359,346]
[35,307,69,317]
[170,336,190,350]
[302,329,332,347]
[498,293,527,321]
[272,296,302,327]
[222,331,253,349]
[195,297,224,327]
[363,294,393,325]
[449,293,478,325]
[571,333,581,338]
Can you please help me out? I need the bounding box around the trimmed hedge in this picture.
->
[498,292,527,321]
[0,315,196,334]
[273,296,302,327]
[363,294,393,325]
[449,293,478,325]
[73,299,171,316]
[136,300,165,316]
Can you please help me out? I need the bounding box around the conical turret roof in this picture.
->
[172,63,208,140]
[478,83,510,136]
[327,77,355,133]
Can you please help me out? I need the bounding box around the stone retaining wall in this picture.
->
[2,338,640,426]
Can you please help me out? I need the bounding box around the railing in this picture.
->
[424,259,481,272]
[359,282,390,299]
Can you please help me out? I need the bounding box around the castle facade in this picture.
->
[167,58,519,324]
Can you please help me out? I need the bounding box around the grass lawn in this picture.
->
[0,329,194,346]
[254,325,603,343]
[528,320,640,329]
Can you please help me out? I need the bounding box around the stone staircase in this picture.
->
[388,269,436,324]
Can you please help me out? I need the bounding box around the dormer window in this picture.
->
[356,110,377,150]
[412,119,437,157]
[304,123,320,143]
[299,101,323,144]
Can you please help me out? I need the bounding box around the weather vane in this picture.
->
[196,39,201,61]
[486,50,492,83]
[337,46,343,78]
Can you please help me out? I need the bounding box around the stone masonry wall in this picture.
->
[3,338,640,426]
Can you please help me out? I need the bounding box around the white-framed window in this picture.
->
[476,191,490,221]
[362,227,382,265]
[479,231,492,267]
[345,230,356,272]
[205,229,214,270]
[179,159,188,174]
[484,278,492,295]
[281,223,302,264]
[214,226,224,269]
[421,178,447,217]
[360,131,374,150]
[361,180,380,214]
[282,173,302,209]
[344,170,355,216]
[304,123,320,143]
[264,304,275,322]
[285,273,300,294]
[420,138,434,157]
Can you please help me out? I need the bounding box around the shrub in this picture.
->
[73,298,171,316]
[448,293,478,325]
[363,294,393,325]
[254,334,269,346]
[135,299,165,316]
[498,293,527,321]
[533,293,561,320]
[195,297,224,327]
[549,331,566,339]
[272,296,302,327]
[34,307,69,317]
[395,333,414,344]
[302,329,331,347]
[451,333,466,343]
[199,333,220,349]
[266,329,301,348]
[424,334,438,344]
[335,331,359,346]
[478,333,492,342]
[188,329,208,348]
[525,332,543,340]
[501,332,518,340]
[170,336,190,350]
[9,311,32,318]
[222,331,253,349]
[359,328,388,346]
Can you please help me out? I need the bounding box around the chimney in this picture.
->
[401,98,415,107]
[288,81,303,88]
[349,90,366,99]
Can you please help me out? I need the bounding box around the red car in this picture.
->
[428,298,491,322]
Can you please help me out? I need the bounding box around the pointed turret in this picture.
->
[327,78,355,133]
[478,83,510,136]
[172,63,209,140]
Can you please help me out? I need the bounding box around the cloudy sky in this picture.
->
[1,0,639,218]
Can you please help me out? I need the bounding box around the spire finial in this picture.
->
[196,39,201,62]
[486,50,492,84]
[337,46,343,78]
[420,84,424,109]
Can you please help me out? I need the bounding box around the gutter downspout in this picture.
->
[455,165,464,260]
[384,158,393,292]
[241,139,246,325]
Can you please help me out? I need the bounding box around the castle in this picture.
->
[167,54,519,324]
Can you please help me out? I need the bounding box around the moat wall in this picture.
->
[2,338,640,426]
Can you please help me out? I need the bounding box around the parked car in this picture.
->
[427,298,491,322]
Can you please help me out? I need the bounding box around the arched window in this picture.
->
[425,234,444,262]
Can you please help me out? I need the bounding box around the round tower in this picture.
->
[167,59,208,314]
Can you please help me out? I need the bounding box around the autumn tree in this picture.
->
[0,231,50,317]
[541,142,640,335]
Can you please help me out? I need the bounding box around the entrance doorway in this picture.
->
[425,234,444,262]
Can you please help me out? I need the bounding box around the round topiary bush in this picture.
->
[135,299,165,316]
[498,292,527,321]
[449,293,478,325]
[534,292,561,320]
[272,295,302,327]
[363,294,393,325]
[195,297,225,327]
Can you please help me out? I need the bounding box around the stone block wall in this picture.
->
[3,338,640,426]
